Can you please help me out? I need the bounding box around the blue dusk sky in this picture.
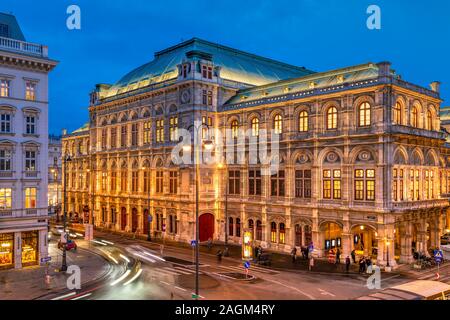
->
[1,0,449,135]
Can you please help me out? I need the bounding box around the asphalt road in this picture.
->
[38,228,421,300]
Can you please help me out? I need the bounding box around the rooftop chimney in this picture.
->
[430,81,441,93]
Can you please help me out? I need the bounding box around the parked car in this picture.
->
[441,234,450,245]
[58,239,77,251]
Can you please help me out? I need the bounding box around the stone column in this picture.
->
[399,222,414,264]
[14,232,22,269]
[341,222,352,260]
[312,212,321,257]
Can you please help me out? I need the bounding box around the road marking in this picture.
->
[318,288,336,297]
[51,292,76,300]
[172,266,195,275]
[267,279,316,300]
[175,286,187,292]
[161,267,186,276]
[160,281,171,286]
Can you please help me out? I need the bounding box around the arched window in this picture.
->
[279,223,285,244]
[326,107,337,129]
[256,220,262,241]
[295,224,302,246]
[411,106,418,127]
[231,120,239,138]
[248,219,254,234]
[274,114,282,134]
[299,111,308,132]
[270,222,277,242]
[236,218,241,237]
[251,117,259,137]
[358,102,371,127]
[427,110,433,131]
[228,217,234,236]
[393,102,402,124]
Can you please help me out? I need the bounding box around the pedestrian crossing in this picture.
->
[418,272,450,283]
[216,264,279,275]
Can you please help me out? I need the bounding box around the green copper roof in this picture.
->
[71,122,89,134]
[225,63,380,106]
[105,38,314,97]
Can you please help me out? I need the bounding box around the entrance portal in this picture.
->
[131,208,138,233]
[199,213,214,242]
[121,207,127,231]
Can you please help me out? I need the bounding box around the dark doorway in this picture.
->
[199,213,214,242]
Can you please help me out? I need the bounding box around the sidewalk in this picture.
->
[0,241,110,300]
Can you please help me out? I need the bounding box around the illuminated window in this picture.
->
[101,172,108,192]
[25,81,36,101]
[21,231,38,265]
[427,110,433,131]
[392,168,404,201]
[393,102,402,124]
[323,169,341,199]
[271,222,277,243]
[231,120,239,138]
[0,188,12,209]
[156,119,164,143]
[251,117,259,137]
[299,111,308,132]
[25,187,37,208]
[0,149,11,171]
[143,121,151,145]
[271,170,285,197]
[326,107,338,129]
[295,169,311,198]
[169,117,178,142]
[274,114,282,134]
[279,223,285,244]
[0,79,10,97]
[411,107,418,127]
[355,169,375,201]
[202,116,212,139]
[358,102,371,127]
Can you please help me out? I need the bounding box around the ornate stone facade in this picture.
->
[62,38,449,267]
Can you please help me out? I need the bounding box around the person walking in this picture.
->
[309,255,314,271]
[359,257,366,273]
[335,248,341,265]
[216,249,223,262]
[207,237,213,251]
[351,249,356,264]
[291,247,297,263]
[345,256,351,273]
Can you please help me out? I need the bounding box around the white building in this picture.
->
[0,13,57,269]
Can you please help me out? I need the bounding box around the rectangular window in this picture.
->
[0,149,11,171]
[143,121,151,145]
[202,65,213,79]
[0,188,12,209]
[156,119,164,143]
[271,170,285,197]
[131,123,138,146]
[414,170,420,200]
[143,171,150,193]
[323,169,341,199]
[169,117,178,142]
[121,171,127,192]
[156,171,164,193]
[169,171,178,194]
[25,187,37,208]
[26,116,36,134]
[101,172,107,192]
[0,113,11,133]
[101,128,107,149]
[25,151,36,171]
[0,79,10,97]
[110,127,117,148]
[295,169,311,198]
[202,90,213,106]
[228,170,240,195]
[25,81,36,101]
[393,169,398,201]
[202,116,212,139]
[131,171,138,192]
[0,24,9,38]
[248,169,261,196]
[110,171,117,192]
[121,125,127,147]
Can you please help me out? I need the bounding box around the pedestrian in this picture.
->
[309,256,314,271]
[291,247,297,263]
[335,248,341,264]
[257,245,263,261]
[207,237,213,251]
[351,249,356,264]
[224,246,229,257]
[345,256,351,273]
[359,257,366,273]
[216,249,223,262]
[365,257,372,273]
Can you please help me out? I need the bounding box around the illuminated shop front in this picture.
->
[0,233,14,269]
[352,225,378,258]
[21,231,38,266]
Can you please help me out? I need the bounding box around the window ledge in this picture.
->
[23,133,39,138]
[0,132,15,136]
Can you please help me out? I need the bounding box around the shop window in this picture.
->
[21,231,38,266]
[0,233,13,268]
[0,188,12,209]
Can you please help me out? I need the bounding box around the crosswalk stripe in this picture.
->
[161,267,188,275]
[172,266,196,275]
[219,264,277,274]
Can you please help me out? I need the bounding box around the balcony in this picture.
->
[391,199,449,210]
[25,209,38,216]
[23,171,39,179]
[0,210,12,218]
[389,125,445,140]
[0,36,47,57]
[0,171,13,178]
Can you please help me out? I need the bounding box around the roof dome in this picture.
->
[105,38,314,98]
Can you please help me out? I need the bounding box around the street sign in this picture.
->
[148,215,153,223]
[244,261,250,269]
[40,256,52,263]
[190,240,197,247]
[434,249,444,263]
[60,232,68,244]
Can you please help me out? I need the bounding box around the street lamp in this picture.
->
[61,154,72,272]
[143,166,152,241]
[183,122,213,300]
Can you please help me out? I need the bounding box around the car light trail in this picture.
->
[92,239,108,246]
[110,270,131,286]
[123,268,143,286]
[132,252,156,263]
[119,254,130,263]
[75,233,83,237]
[51,292,76,300]
[107,254,119,264]
[142,250,165,261]
[71,293,92,300]
[101,240,114,245]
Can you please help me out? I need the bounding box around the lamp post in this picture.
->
[61,154,72,272]
[183,122,213,300]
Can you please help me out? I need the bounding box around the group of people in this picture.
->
[290,245,315,271]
